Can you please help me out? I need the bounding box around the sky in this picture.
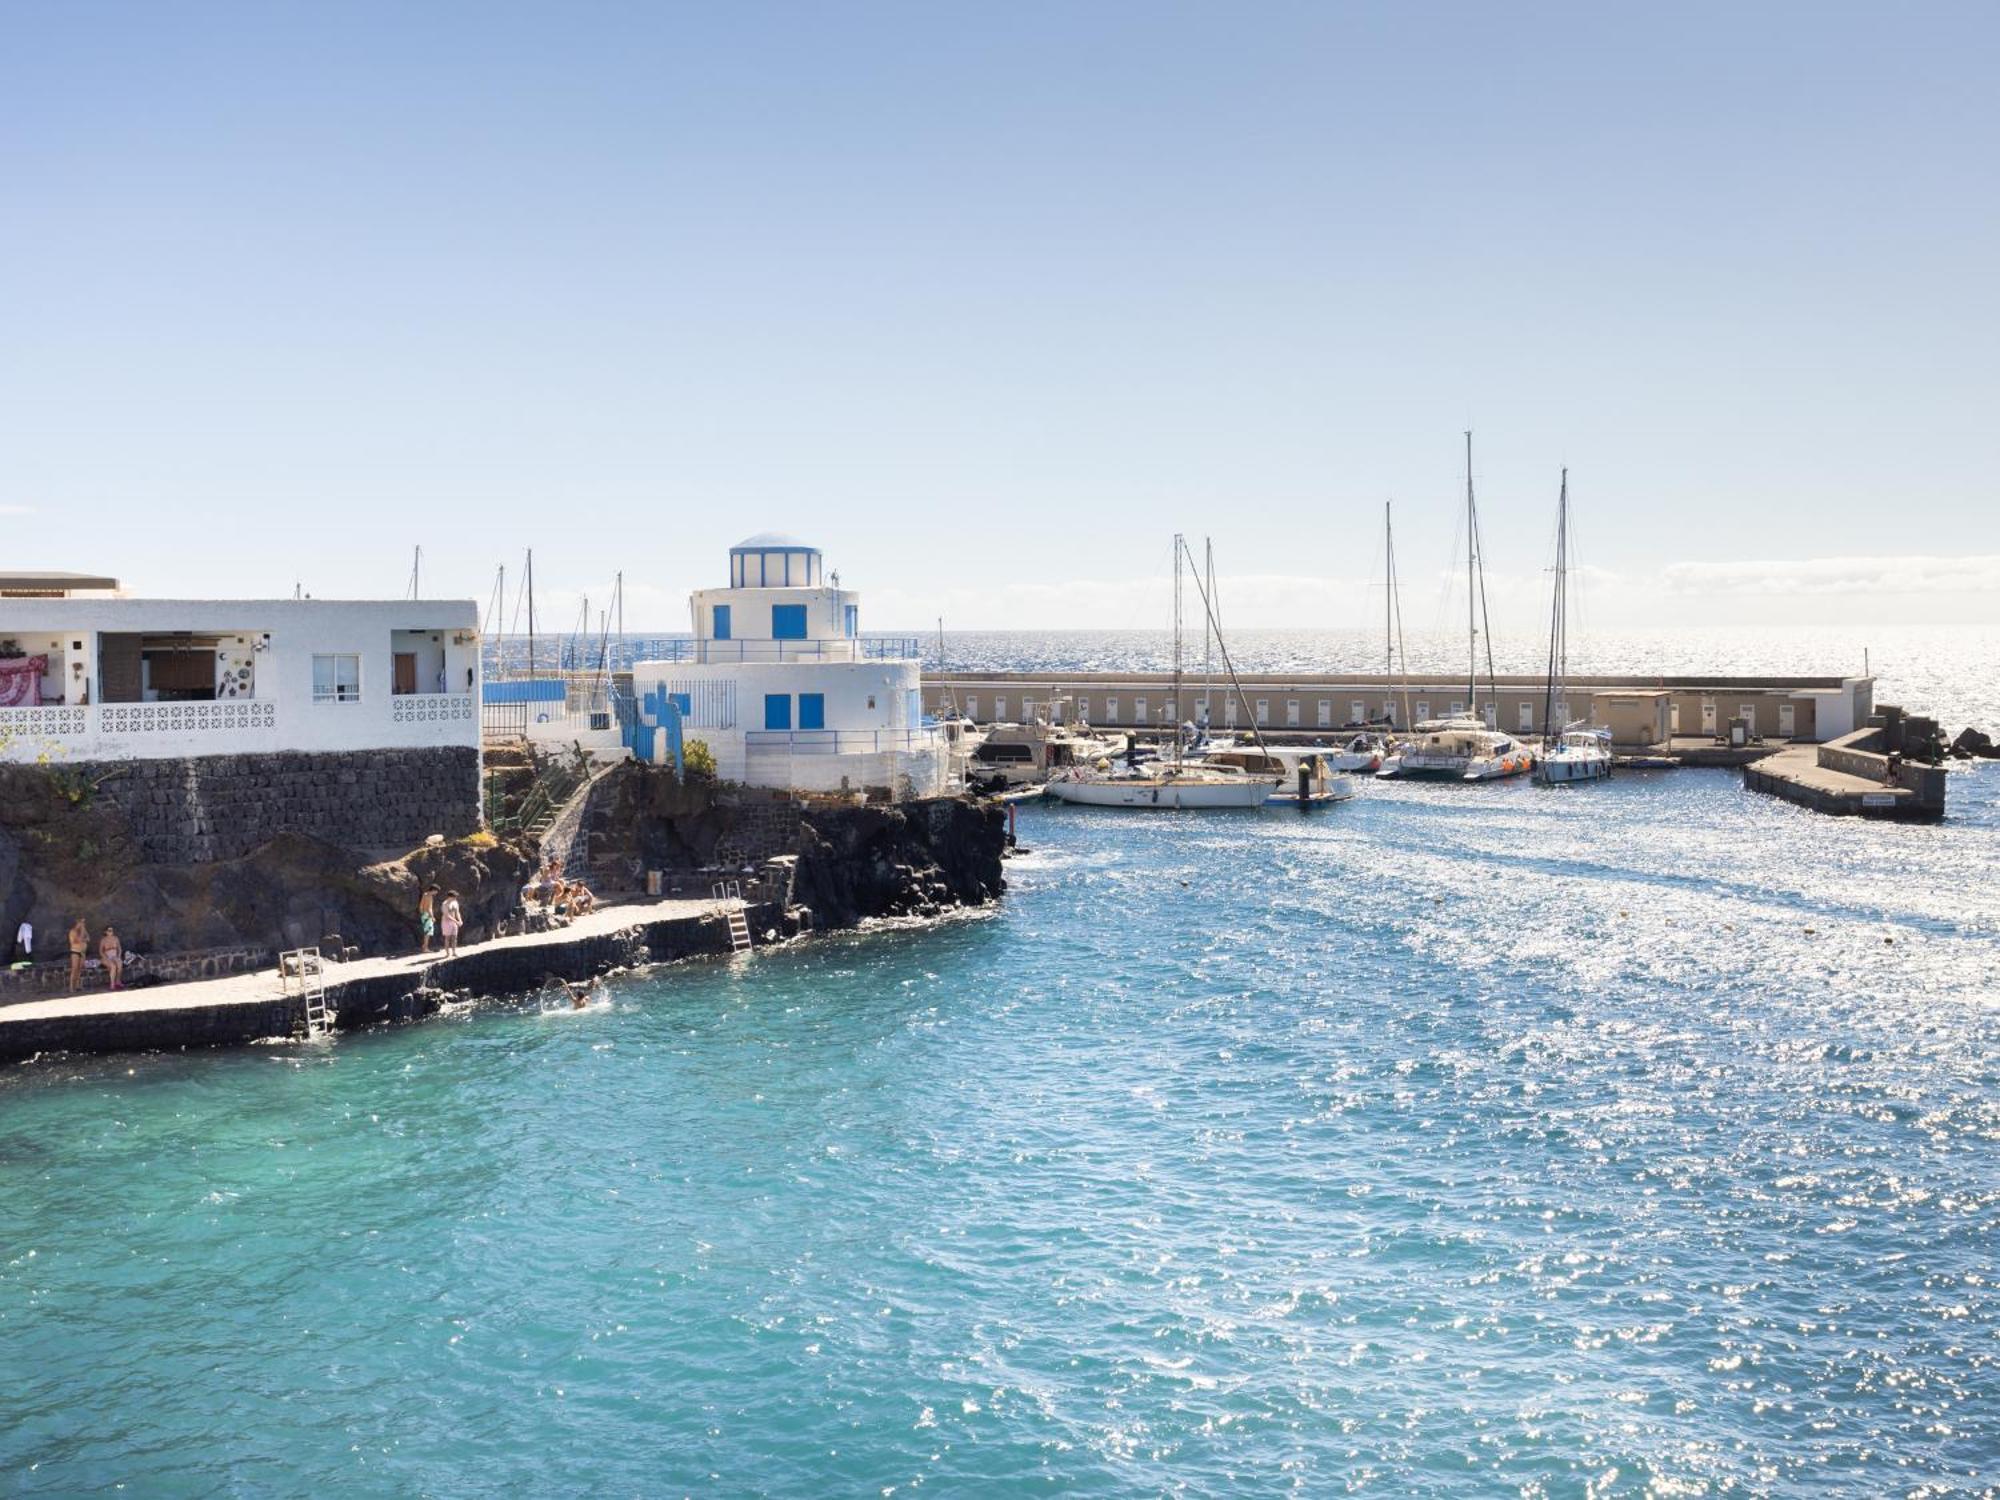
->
[3,1,1996,633]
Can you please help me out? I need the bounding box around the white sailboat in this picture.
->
[1378,433,1535,783]
[1535,468,1613,785]
[1046,535,1278,811]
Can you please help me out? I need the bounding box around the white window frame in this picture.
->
[1519,702,1535,732]
[1255,699,1270,726]
[1317,700,1332,728]
[1134,696,1147,723]
[965,695,978,719]
[313,653,361,704]
[1779,702,1796,737]
[1349,700,1365,726]
[1285,700,1300,727]
[994,696,1007,721]
[1224,696,1237,727]
[1105,696,1118,722]
[1415,700,1430,721]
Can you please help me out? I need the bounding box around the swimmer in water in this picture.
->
[549,975,594,1010]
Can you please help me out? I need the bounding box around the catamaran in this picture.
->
[1534,469,1612,785]
[1377,432,1535,782]
[1045,535,1279,810]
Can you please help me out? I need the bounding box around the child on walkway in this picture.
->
[440,891,463,957]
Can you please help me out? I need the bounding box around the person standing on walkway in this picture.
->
[67,917,89,993]
[12,918,29,963]
[440,891,463,958]
[98,926,124,991]
[417,885,438,954]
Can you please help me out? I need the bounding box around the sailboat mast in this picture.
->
[1465,431,1477,712]
[1384,501,1393,679]
[526,548,536,680]
[1171,533,1185,769]
[1203,537,1215,729]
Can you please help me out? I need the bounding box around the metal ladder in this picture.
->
[282,947,330,1039]
[712,880,752,953]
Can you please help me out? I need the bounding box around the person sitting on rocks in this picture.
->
[566,884,596,917]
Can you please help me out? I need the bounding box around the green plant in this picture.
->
[681,738,717,780]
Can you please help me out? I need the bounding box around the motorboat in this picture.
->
[964,698,1117,791]
[1197,746,1357,805]
[1044,762,1278,809]
[1322,731,1390,774]
[1537,726,1613,783]
[1377,717,1535,781]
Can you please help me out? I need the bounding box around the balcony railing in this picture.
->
[98,700,278,735]
[744,727,943,755]
[639,637,921,666]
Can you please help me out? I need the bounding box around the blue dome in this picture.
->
[731,533,816,552]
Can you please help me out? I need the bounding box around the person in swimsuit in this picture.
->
[418,886,438,953]
[68,917,89,993]
[440,891,463,957]
[98,926,124,990]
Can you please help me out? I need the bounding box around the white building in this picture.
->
[631,535,947,798]
[0,593,482,765]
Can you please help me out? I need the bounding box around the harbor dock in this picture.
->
[0,893,787,1063]
[1742,726,1948,821]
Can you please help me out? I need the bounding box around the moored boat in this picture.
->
[1198,745,1357,804]
[1378,717,1536,781]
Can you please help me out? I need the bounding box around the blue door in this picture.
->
[713,604,731,641]
[771,604,807,640]
[844,604,858,638]
[798,693,825,730]
[763,693,791,730]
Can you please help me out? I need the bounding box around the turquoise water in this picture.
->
[5,767,1998,1495]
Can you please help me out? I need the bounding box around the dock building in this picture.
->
[924,671,1875,751]
[0,584,484,856]
[630,536,947,799]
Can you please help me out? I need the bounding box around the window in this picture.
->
[763,693,792,730]
[1482,703,1497,727]
[1519,702,1535,731]
[1285,700,1300,727]
[771,604,807,640]
[1382,700,1396,725]
[1255,699,1269,726]
[965,695,978,718]
[1163,698,1176,723]
[1317,701,1332,727]
[798,693,825,730]
[313,654,360,703]
[1105,696,1118,722]
[1449,701,1464,716]
[1224,697,1237,727]
[1349,700,1365,726]
[669,692,692,717]
[713,604,732,641]
[1415,700,1430,720]
[993,696,1007,720]
[1779,702,1796,737]
[844,604,858,638]
[1134,697,1146,723]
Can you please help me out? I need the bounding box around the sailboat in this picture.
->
[1045,536,1278,810]
[1378,432,1536,782]
[1534,468,1612,784]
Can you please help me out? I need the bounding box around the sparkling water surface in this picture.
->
[6,759,1998,1496]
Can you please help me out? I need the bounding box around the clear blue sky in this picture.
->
[3,1,1996,629]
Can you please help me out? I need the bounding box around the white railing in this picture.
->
[391,692,476,725]
[743,727,943,756]
[98,700,277,735]
[0,704,89,740]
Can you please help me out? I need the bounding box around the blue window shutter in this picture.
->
[844,604,858,638]
[669,692,691,716]
[772,604,807,640]
[798,693,825,730]
[713,604,731,640]
[764,693,791,730]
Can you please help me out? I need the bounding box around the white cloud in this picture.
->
[0,505,36,516]
[1660,554,2000,598]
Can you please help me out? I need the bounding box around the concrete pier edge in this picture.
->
[0,896,790,1064]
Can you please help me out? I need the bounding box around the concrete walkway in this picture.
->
[0,895,732,1030]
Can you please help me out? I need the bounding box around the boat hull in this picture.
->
[1535,754,1611,784]
[1045,777,1277,809]
[1381,755,1534,782]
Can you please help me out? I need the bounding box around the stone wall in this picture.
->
[86,746,481,863]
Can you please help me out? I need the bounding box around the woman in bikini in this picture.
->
[98,925,124,991]
[68,917,89,993]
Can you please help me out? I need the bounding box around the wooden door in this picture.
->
[393,653,418,695]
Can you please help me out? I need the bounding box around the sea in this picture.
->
[4,626,1997,1496]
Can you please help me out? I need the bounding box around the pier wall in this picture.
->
[85,746,481,863]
